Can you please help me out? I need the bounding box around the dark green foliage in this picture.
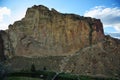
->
[56,73,78,80]
[43,66,47,71]
[7,70,119,80]
[0,63,7,80]
[8,77,42,80]
[31,64,36,72]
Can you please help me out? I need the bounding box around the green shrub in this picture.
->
[31,64,36,72]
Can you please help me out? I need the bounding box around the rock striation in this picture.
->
[0,5,120,78]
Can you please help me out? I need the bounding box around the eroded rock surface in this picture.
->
[8,5,104,57]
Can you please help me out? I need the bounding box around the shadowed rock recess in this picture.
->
[0,5,120,78]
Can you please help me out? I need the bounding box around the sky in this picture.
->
[0,0,120,38]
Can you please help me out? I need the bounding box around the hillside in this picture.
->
[0,5,119,78]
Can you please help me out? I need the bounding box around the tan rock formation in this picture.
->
[7,5,104,57]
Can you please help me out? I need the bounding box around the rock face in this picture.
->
[64,36,120,76]
[0,5,120,78]
[8,5,104,57]
[0,30,13,61]
[0,31,6,61]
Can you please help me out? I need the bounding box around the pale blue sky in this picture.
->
[0,0,120,38]
[1,0,119,15]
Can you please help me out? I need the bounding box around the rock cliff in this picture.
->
[0,5,120,78]
[0,31,6,61]
[0,30,14,60]
[7,5,104,57]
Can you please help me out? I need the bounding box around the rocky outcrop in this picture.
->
[0,30,14,61]
[0,31,6,61]
[0,5,120,78]
[7,5,104,57]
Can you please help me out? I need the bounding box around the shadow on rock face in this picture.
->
[0,31,6,62]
